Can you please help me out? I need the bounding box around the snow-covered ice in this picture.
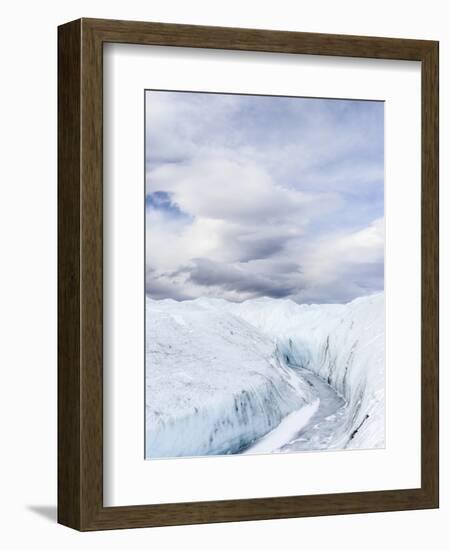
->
[145,293,385,459]
[242,399,320,454]
[145,298,316,458]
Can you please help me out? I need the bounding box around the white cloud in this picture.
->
[147,156,314,222]
[302,218,384,284]
[145,91,384,303]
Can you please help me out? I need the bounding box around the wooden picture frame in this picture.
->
[58,18,439,531]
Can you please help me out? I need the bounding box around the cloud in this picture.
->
[145,217,384,303]
[146,154,321,224]
[302,218,385,284]
[292,218,385,303]
[185,258,299,300]
[145,91,384,304]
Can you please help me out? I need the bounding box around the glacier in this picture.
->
[145,293,384,459]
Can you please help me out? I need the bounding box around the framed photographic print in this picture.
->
[58,18,439,530]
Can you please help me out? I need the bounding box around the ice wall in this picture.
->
[145,293,385,458]
[145,298,315,458]
[228,293,385,449]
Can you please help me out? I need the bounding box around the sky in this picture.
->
[145,90,384,304]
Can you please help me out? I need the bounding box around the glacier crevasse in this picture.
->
[145,293,384,458]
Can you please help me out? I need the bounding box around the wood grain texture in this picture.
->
[57,18,439,531]
[420,41,439,506]
[57,19,82,530]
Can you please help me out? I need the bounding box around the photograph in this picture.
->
[144,89,385,460]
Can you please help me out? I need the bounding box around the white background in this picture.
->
[104,44,421,506]
[0,0,448,548]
